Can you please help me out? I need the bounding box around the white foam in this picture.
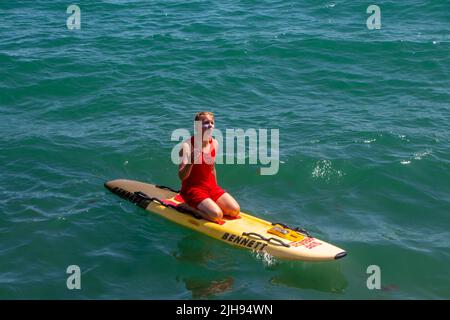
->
[312,160,344,182]
[253,251,278,267]
[413,149,432,160]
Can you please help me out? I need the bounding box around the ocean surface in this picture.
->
[1,0,449,299]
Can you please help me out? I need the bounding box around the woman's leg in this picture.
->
[216,193,240,218]
[197,198,224,222]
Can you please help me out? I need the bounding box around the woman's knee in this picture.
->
[198,200,223,220]
[225,203,240,217]
[209,207,223,219]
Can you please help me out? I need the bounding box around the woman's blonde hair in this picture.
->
[195,111,214,121]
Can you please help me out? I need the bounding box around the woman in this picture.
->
[178,112,240,223]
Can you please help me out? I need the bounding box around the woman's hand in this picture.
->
[179,142,196,180]
[190,145,203,164]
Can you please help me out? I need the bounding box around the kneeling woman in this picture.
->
[178,112,240,223]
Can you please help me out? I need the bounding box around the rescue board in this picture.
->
[104,179,347,261]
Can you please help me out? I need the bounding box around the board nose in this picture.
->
[334,251,347,260]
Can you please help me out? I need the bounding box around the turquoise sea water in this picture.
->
[1,0,449,299]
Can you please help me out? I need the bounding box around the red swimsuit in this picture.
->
[180,137,225,208]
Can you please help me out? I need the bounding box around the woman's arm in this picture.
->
[212,138,218,184]
[178,142,194,181]
[212,166,217,184]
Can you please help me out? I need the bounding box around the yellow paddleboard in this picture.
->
[105,179,347,261]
